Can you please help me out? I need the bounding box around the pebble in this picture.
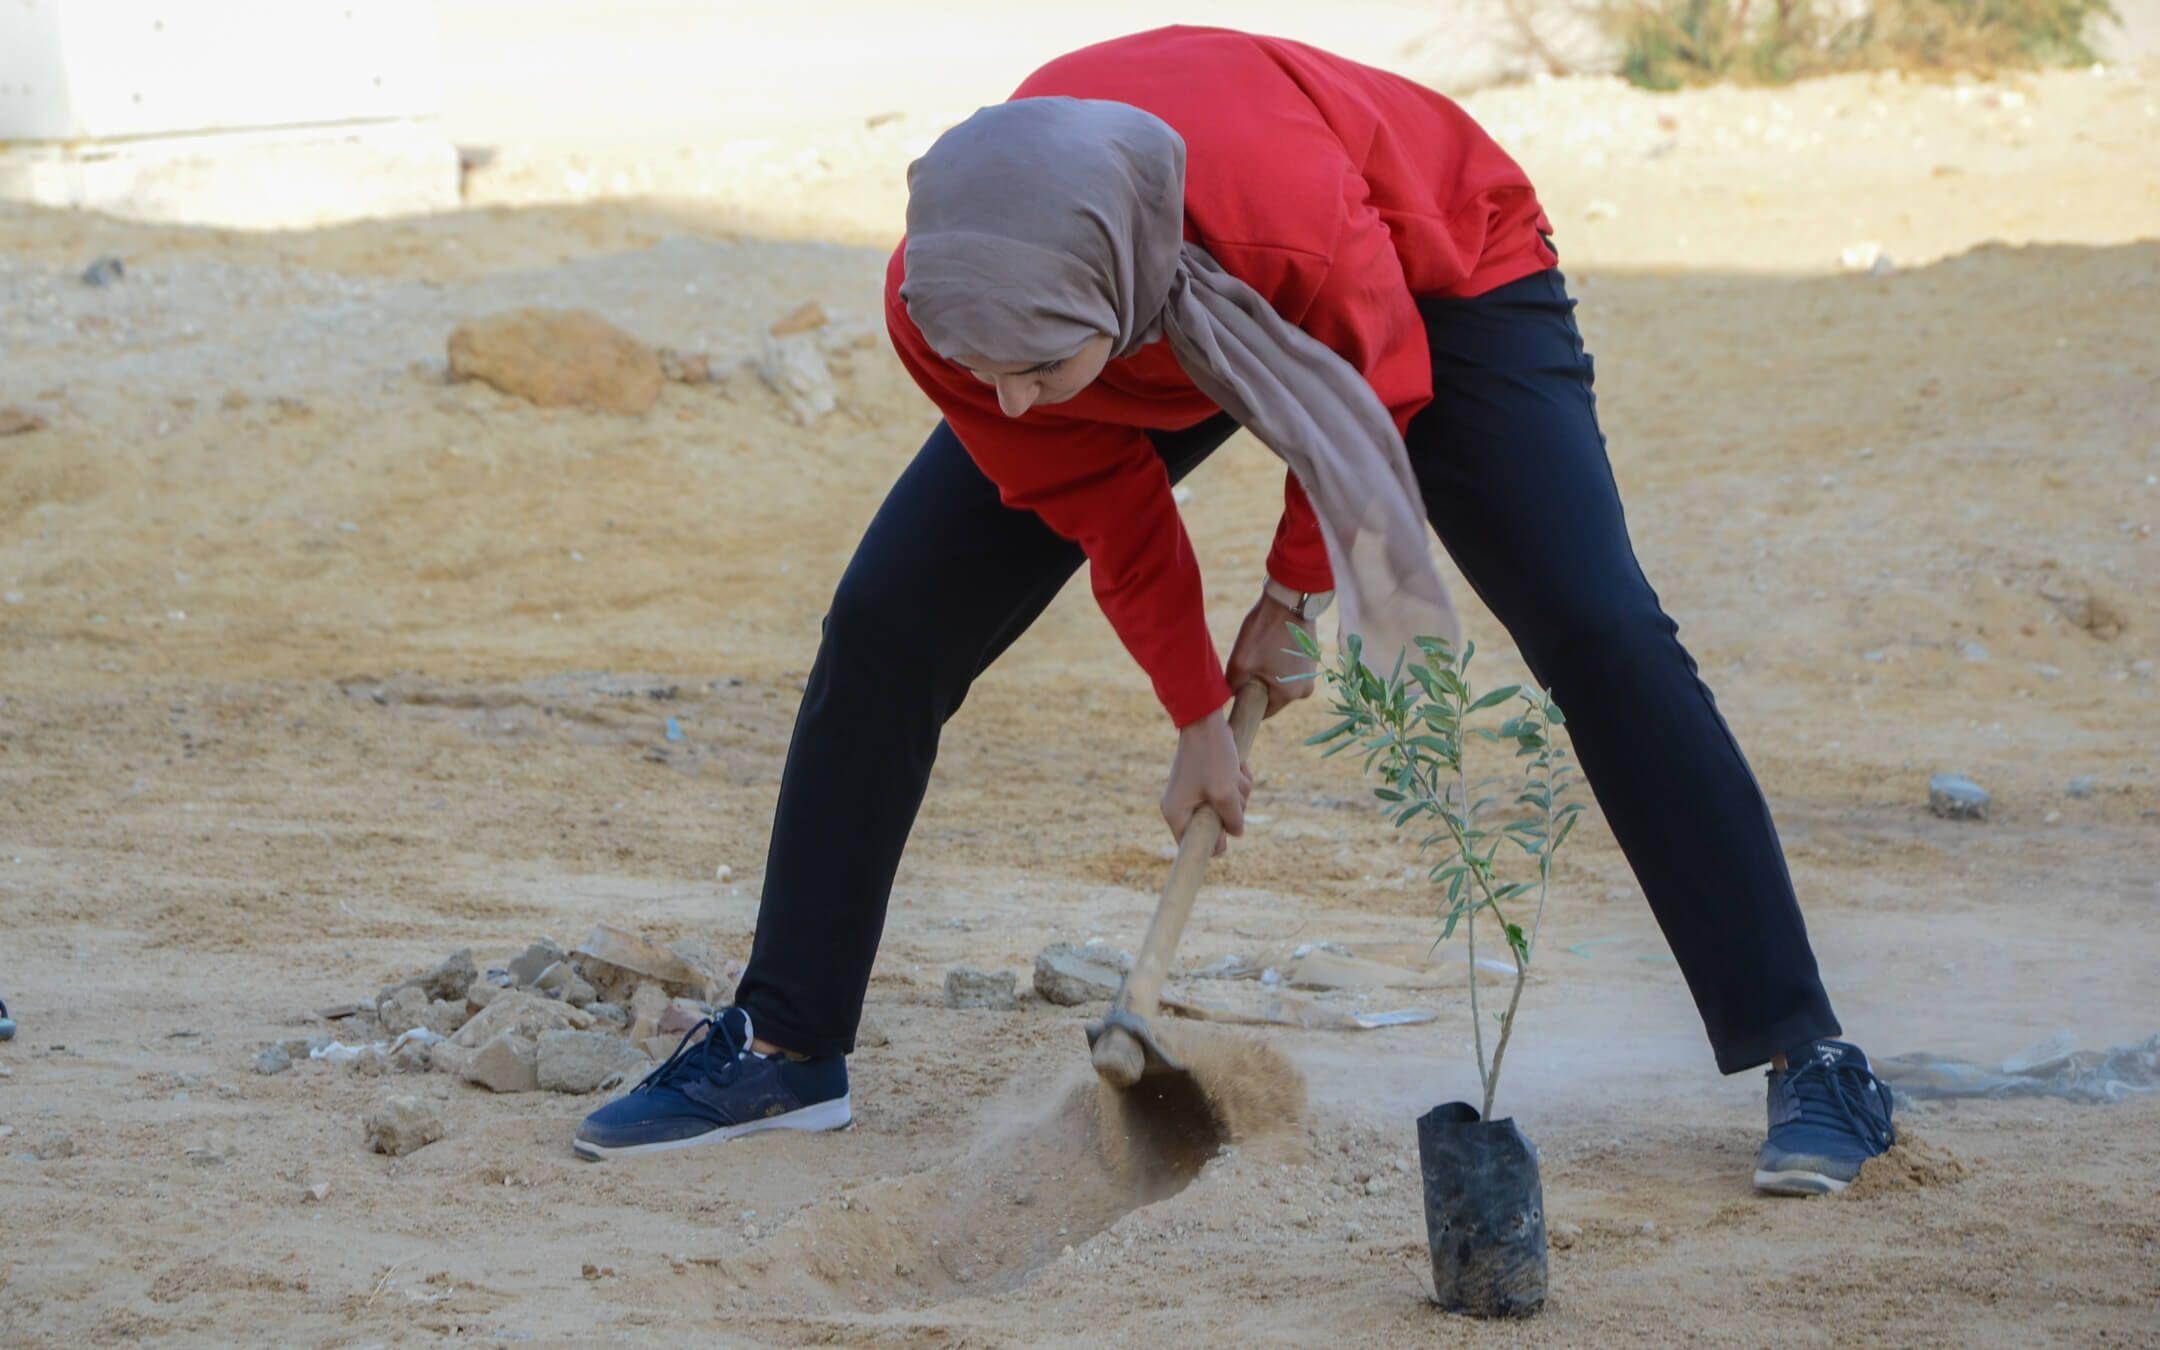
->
[1032,942,1126,1006]
[363,1094,445,1156]
[507,939,566,988]
[1927,773,1990,821]
[1551,1221,1582,1249]
[2067,776,2097,799]
[255,1045,293,1075]
[944,966,1019,1011]
[1955,639,1990,662]
[1364,1176,1390,1197]
[80,255,125,286]
[536,1029,649,1094]
[756,332,837,425]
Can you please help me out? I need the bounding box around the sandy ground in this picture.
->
[2,41,2159,1349]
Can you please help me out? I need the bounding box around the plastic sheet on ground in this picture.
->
[1877,1032,2160,1104]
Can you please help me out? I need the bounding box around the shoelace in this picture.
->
[632,1011,750,1094]
[1783,1052,1897,1152]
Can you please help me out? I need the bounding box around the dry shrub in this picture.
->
[1607,0,2120,88]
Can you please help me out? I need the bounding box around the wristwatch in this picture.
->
[1263,576,1336,621]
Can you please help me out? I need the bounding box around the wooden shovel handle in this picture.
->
[1119,680,1270,1024]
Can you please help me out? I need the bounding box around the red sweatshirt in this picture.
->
[884,25,1556,727]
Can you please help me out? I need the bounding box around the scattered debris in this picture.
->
[945,966,1019,1011]
[444,1032,541,1093]
[255,1045,294,1076]
[756,331,837,425]
[1927,773,1990,820]
[380,948,477,1006]
[186,1135,236,1167]
[2037,575,2125,640]
[451,990,592,1048]
[1033,942,1127,1006]
[318,1003,364,1021]
[534,961,599,1008]
[363,1094,446,1156]
[572,924,722,1003]
[80,254,125,286]
[0,406,49,437]
[446,308,665,415]
[537,1029,651,1094]
[857,1012,891,1047]
[507,939,566,989]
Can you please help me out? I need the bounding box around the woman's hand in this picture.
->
[1226,591,1319,719]
[1163,709,1252,857]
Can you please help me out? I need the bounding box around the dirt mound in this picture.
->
[1842,1134,1970,1198]
[721,1031,1304,1310]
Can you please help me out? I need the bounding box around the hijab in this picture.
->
[900,95,1461,682]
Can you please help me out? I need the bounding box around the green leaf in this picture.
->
[1467,684,1523,713]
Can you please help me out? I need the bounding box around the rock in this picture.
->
[185,1134,235,1167]
[665,937,735,1005]
[945,966,1019,1011]
[303,1180,331,1203]
[1927,773,1990,821]
[33,1130,76,1160]
[572,924,714,1003]
[424,999,468,1036]
[537,1029,651,1094]
[2068,776,2097,799]
[377,986,433,1037]
[454,1032,541,1093]
[627,980,671,1039]
[255,1045,294,1076]
[446,308,664,415]
[466,982,504,1012]
[856,1013,891,1048]
[381,948,477,1008]
[1838,241,1886,272]
[657,998,711,1037]
[348,1047,391,1077]
[363,1094,445,1156]
[2038,577,2125,640]
[770,301,829,336]
[0,406,48,437]
[1550,1221,1583,1250]
[391,1037,434,1074]
[81,255,125,286]
[507,939,565,988]
[587,1001,628,1029]
[1954,639,1990,663]
[756,332,836,425]
[450,989,592,1048]
[534,961,598,1008]
[1033,943,1126,1006]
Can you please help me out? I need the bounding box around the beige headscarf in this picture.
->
[900,96,1461,681]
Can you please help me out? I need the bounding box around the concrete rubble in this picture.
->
[1033,942,1129,1006]
[363,1094,445,1156]
[945,966,1019,1011]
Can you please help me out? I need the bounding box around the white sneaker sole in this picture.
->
[573,1095,853,1161]
[1753,1167,1849,1196]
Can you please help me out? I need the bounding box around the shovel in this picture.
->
[1088,681,1270,1088]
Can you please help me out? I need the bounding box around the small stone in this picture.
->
[363,1094,445,1156]
[391,1038,434,1074]
[715,864,734,882]
[627,981,671,1039]
[1954,639,1990,663]
[1551,1221,1582,1250]
[33,1130,76,1160]
[450,990,592,1048]
[770,301,830,336]
[756,332,836,425]
[185,1135,233,1167]
[1927,773,1990,821]
[2067,776,2097,799]
[447,1031,541,1093]
[587,1001,629,1029]
[1363,1176,1389,1197]
[446,308,664,415]
[303,1181,331,1203]
[80,255,125,286]
[1343,1222,1365,1242]
[507,940,565,988]
[537,1029,650,1094]
[944,966,1019,1011]
[1033,942,1126,1006]
[656,998,711,1037]
[255,1045,293,1075]
[0,406,48,437]
[2031,663,2063,679]
[535,961,598,1008]
[856,1013,891,1048]
[377,986,433,1037]
[347,1047,391,1077]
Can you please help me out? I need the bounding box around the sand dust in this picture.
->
[1841,1133,1971,1198]
[1,46,2157,1348]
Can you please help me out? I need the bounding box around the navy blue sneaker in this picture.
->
[1755,1039,1896,1195]
[573,1007,850,1160]
[0,997,13,1041]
